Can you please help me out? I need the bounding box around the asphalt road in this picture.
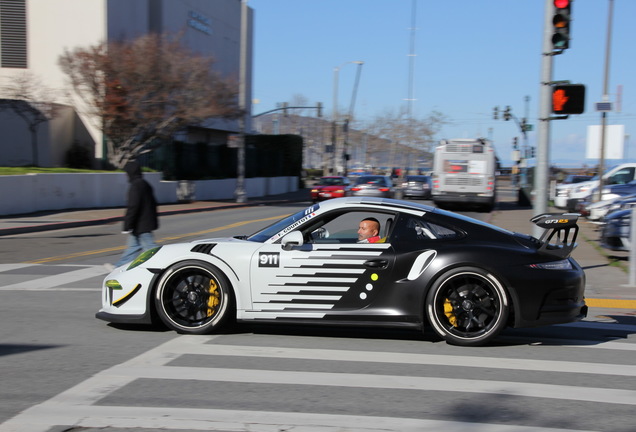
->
[0,202,635,432]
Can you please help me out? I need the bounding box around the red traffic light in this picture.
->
[552,0,572,51]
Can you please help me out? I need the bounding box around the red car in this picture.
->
[310,176,350,203]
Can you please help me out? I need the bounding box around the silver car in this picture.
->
[347,175,395,198]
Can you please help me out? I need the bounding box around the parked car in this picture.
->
[557,164,636,210]
[561,174,593,185]
[568,181,636,215]
[347,175,395,198]
[585,193,636,222]
[97,197,586,346]
[600,208,632,251]
[401,175,432,199]
[310,176,350,203]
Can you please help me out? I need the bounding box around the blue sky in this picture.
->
[248,0,636,167]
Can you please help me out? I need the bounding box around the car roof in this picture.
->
[313,196,435,213]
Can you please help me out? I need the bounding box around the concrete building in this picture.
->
[0,0,253,167]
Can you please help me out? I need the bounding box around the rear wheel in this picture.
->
[154,260,233,335]
[425,267,509,346]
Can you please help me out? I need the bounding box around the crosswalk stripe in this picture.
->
[0,405,599,432]
[0,265,106,291]
[116,365,636,405]
[1,333,633,432]
[180,343,636,376]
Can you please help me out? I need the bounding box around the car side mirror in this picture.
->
[281,231,304,251]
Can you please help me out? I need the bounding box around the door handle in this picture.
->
[364,259,388,269]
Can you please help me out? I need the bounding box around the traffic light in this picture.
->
[493,106,499,120]
[552,84,585,114]
[503,106,511,121]
[282,102,288,117]
[552,0,572,51]
[316,102,322,117]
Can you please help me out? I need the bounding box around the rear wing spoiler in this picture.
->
[530,213,579,259]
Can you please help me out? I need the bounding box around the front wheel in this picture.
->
[154,260,233,335]
[425,267,509,346]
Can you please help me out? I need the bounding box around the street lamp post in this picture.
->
[235,0,249,203]
[331,61,363,175]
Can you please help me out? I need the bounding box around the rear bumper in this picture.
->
[432,193,494,205]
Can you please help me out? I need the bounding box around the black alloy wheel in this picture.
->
[154,260,232,335]
[426,267,509,346]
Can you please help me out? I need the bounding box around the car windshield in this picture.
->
[246,205,318,242]
[355,176,385,185]
[406,176,428,182]
[318,177,345,186]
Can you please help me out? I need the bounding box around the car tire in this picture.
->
[425,266,509,346]
[154,260,233,335]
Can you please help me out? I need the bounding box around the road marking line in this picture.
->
[174,343,636,377]
[0,266,107,291]
[0,335,614,432]
[586,297,636,309]
[25,214,288,264]
[0,405,599,432]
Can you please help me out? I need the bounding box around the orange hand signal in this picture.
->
[553,89,569,112]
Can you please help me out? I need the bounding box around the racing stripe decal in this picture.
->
[113,284,143,308]
[250,244,391,318]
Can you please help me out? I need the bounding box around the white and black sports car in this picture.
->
[97,197,587,346]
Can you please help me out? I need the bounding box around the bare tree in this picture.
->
[0,72,61,166]
[366,107,446,173]
[58,33,243,168]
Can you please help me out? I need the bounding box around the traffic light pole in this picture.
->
[534,0,556,237]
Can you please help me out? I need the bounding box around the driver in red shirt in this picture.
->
[358,217,382,243]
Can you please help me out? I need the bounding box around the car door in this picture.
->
[246,210,397,321]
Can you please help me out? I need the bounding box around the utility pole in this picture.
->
[534,0,556,236]
[595,0,615,202]
[234,0,248,203]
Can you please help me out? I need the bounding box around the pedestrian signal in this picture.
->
[552,84,585,115]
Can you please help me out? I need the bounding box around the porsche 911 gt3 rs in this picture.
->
[96,197,587,346]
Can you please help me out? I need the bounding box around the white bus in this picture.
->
[431,138,497,212]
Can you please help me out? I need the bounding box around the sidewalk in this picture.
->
[1,187,635,318]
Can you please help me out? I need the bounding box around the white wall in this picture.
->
[0,174,298,216]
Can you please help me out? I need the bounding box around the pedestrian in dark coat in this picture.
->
[113,160,159,267]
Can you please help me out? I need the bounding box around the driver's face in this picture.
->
[358,220,379,241]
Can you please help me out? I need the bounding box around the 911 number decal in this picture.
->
[259,252,280,267]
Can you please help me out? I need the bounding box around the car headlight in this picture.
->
[127,246,162,270]
[527,259,573,270]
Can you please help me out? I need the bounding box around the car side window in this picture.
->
[392,214,459,243]
[307,211,395,244]
[609,168,635,185]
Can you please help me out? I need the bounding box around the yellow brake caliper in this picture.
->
[207,278,220,317]
[443,298,458,327]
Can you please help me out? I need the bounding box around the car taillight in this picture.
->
[527,259,572,270]
[351,187,361,191]
[379,188,389,192]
